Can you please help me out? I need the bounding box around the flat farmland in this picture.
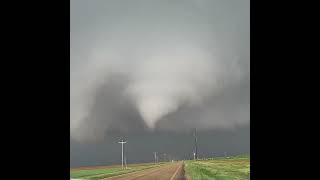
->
[70,162,168,179]
[184,157,250,180]
[70,156,249,180]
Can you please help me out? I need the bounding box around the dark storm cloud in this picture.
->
[70,125,249,167]
[72,75,149,142]
[70,0,249,166]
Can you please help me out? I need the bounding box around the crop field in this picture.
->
[70,162,167,179]
[184,156,250,180]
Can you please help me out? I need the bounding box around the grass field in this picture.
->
[184,156,250,180]
[70,162,167,179]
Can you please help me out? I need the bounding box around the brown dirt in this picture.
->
[70,165,120,171]
[104,162,186,180]
[70,162,157,171]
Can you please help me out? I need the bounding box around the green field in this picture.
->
[70,162,167,179]
[184,156,250,180]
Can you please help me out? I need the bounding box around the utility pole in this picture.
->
[124,156,127,169]
[193,128,198,160]
[118,138,127,170]
[154,152,157,164]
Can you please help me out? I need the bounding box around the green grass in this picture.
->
[70,162,168,179]
[184,156,250,180]
[70,168,123,178]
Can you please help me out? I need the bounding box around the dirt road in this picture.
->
[104,162,185,180]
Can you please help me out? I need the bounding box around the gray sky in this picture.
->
[70,0,249,167]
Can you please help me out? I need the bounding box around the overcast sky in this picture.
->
[70,0,249,167]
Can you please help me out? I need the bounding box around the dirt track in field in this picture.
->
[70,165,120,171]
[104,162,185,180]
[70,163,156,171]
